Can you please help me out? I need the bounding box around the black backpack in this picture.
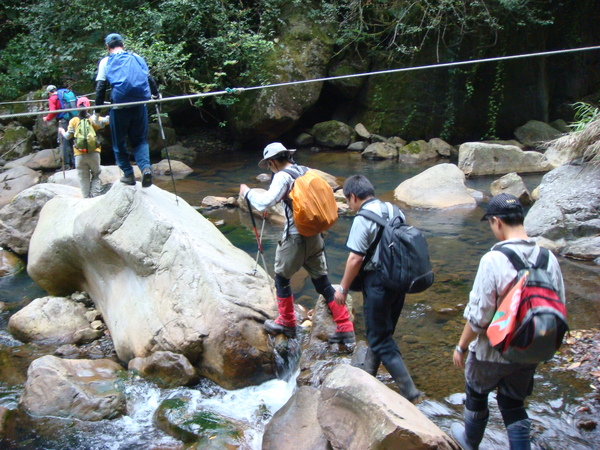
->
[358,203,434,294]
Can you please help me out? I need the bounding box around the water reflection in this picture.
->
[1,150,599,448]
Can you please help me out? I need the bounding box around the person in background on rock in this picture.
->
[333,174,422,403]
[43,85,75,170]
[58,97,109,198]
[451,193,565,450]
[239,142,355,343]
[95,33,159,188]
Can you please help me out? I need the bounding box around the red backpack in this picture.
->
[487,246,568,364]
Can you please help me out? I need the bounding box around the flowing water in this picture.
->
[1,149,599,449]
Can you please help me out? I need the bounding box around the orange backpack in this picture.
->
[283,167,338,236]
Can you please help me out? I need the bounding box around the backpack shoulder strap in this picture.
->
[495,246,528,272]
[357,209,387,227]
[533,247,550,269]
[282,168,297,179]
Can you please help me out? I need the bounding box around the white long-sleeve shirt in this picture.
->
[464,238,566,363]
[245,165,306,238]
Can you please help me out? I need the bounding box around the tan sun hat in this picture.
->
[258,142,296,168]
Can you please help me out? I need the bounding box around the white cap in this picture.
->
[258,142,296,168]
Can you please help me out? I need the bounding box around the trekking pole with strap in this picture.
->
[246,199,275,303]
[245,197,269,278]
[57,131,65,179]
[154,104,179,205]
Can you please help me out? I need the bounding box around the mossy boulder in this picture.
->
[225,11,334,142]
[311,120,356,148]
[0,123,34,160]
[0,90,47,128]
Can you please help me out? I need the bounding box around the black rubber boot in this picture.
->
[451,408,489,450]
[361,348,381,377]
[385,355,423,402]
[506,418,531,450]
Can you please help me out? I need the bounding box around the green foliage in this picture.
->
[483,62,505,140]
[0,0,556,109]
[321,0,553,60]
[570,102,600,132]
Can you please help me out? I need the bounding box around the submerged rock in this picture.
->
[154,395,244,446]
[19,355,126,421]
[129,351,199,388]
[27,183,278,389]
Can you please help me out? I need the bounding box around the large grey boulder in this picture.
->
[525,164,600,261]
[4,149,60,171]
[19,355,126,421]
[458,142,553,176]
[27,183,277,389]
[318,365,458,449]
[514,120,563,149]
[394,164,477,209]
[0,166,41,209]
[0,183,81,255]
[8,296,92,345]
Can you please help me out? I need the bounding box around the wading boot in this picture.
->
[450,408,489,450]
[326,300,355,344]
[352,345,381,376]
[506,418,531,450]
[386,355,423,403]
[264,295,296,338]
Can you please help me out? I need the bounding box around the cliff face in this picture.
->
[224,1,600,145]
[329,4,600,143]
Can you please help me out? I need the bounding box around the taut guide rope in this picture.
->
[1,45,599,119]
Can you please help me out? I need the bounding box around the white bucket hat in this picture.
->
[258,142,296,168]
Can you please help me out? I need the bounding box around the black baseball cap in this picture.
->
[481,193,524,221]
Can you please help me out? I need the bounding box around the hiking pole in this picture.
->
[154,104,179,205]
[57,131,65,179]
[253,211,268,274]
[245,198,269,277]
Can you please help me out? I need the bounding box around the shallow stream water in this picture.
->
[1,149,599,449]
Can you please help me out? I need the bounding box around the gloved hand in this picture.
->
[151,93,162,100]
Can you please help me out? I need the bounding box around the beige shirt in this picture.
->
[464,238,565,363]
